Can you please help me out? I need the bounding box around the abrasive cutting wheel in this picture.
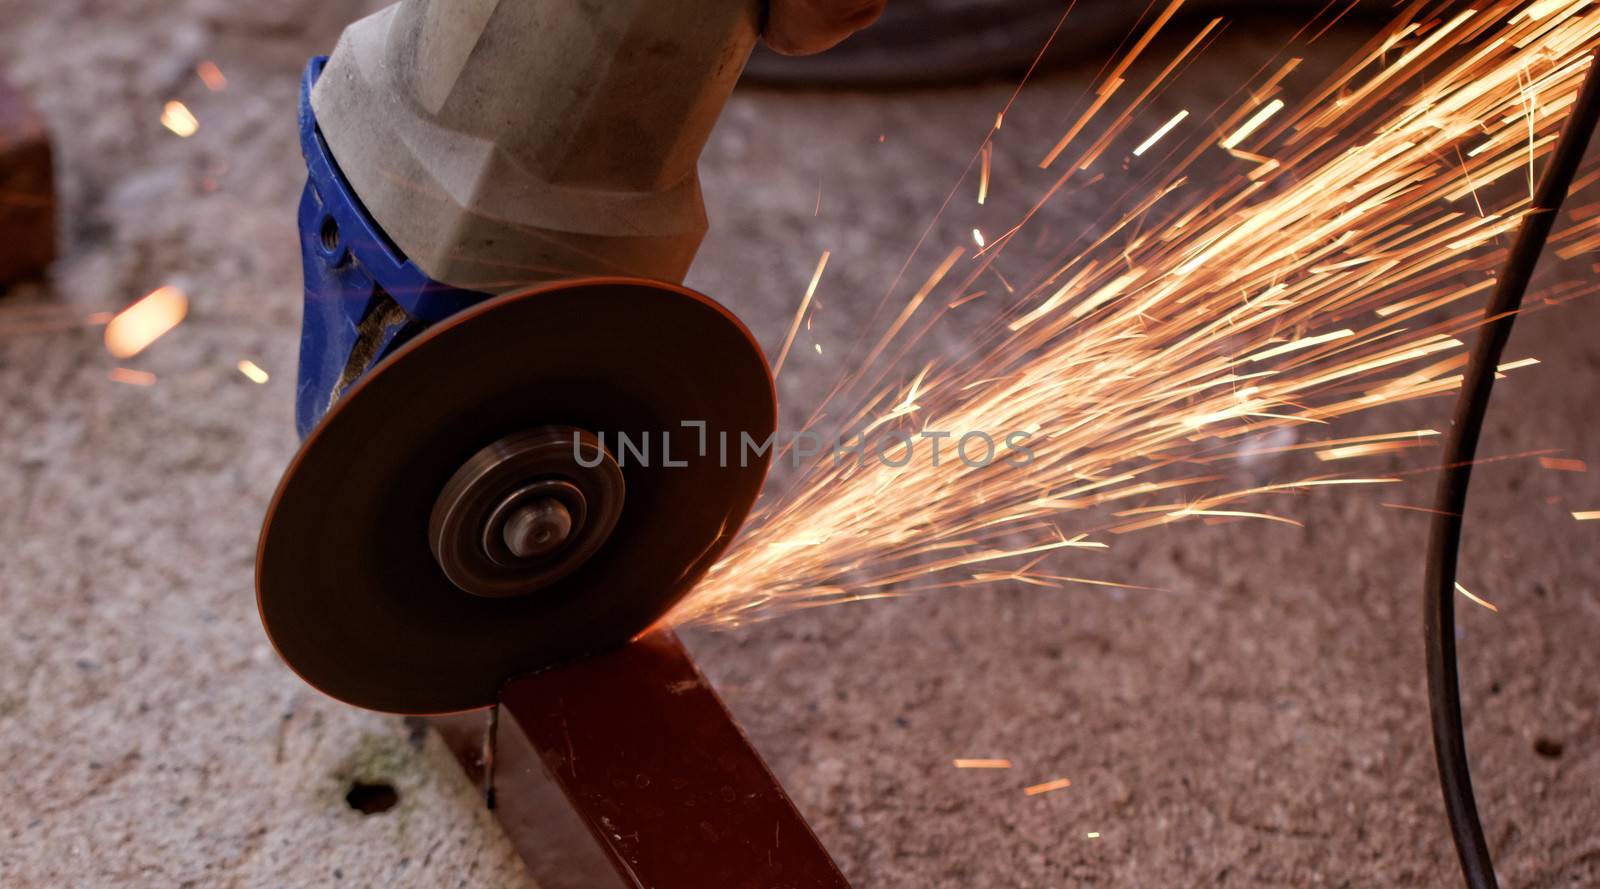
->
[258,278,775,714]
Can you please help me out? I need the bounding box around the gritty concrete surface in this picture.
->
[2,2,1598,887]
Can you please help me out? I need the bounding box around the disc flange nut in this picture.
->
[428,426,624,598]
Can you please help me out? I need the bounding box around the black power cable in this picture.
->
[1423,48,1600,889]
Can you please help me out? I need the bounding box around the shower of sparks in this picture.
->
[1024,778,1073,796]
[952,758,1013,769]
[160,100,198,137]
[237,359,270,384]
[1455,582,1500,613]
[195,60,227,92]
[104,285,187,358]
[1133,109,1188,156]
[670,1,1600,628]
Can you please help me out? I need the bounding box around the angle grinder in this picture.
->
[258,0,776,714]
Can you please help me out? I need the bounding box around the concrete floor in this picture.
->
[3,1,1598,886]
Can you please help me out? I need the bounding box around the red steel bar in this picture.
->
[433,629,850,888]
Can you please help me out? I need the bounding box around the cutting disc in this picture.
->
[258,278,775,714]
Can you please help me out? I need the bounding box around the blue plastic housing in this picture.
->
[293,56,494,438]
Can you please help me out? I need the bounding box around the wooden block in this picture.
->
[0,74,55,284]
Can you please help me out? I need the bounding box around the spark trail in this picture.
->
[672,0,1600,627]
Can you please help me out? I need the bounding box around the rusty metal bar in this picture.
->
[0,73,55,285]
[432,629,850,888]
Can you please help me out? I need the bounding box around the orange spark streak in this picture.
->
[1024,778,1073,796]
[978,143,991,205]
[1221,98,1285,149]
[160,100,198,137]
[1382,503,1461,516]
[773,252,829,379]
[237,360,270,384]
[104,286,187,358]
[1134,110,1189,157]
[1315,440,1433,461]
[953,759,1013,769]
[1454,582,1500,613]
[1538,456,1586,472]
[108,368,156,386]
[195,60,226,91]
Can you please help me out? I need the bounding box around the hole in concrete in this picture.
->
[1533,737,1564,759]
[320,215,340,252]
[345,780,399,814]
